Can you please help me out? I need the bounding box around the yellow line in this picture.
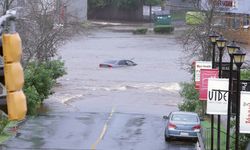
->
[91,106,115,150]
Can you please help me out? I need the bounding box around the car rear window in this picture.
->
[171,114,198,122]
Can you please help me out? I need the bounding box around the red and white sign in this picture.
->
[216,0,235,7]
[199,69,219,101]
[207,78,229,115]
[240,91,250,134]
[195,61,212,89]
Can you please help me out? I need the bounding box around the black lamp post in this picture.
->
[208,31,219,150]
[216,35,227,150]
[209,32,219,68]
[226,41,240,150]
[233,49,246,150]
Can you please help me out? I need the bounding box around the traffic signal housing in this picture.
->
[2,33,27,120]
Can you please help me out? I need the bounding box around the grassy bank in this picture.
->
[201,120,233,150]
[0,121,23,144]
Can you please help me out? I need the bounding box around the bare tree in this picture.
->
[0,0,15,15]
[10,0,83,65]
[179,0,222,71]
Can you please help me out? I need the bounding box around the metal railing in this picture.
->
[197,127,235,150]
[196,132,205,150]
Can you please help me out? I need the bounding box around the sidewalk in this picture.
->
[91,20,154,32]
[89,20,188,33]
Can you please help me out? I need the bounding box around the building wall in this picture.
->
[168,0,196,10]
[88,1,144,21]
[65,0,87,22]
[201,0,250,15]
[1,0,88,23]
[56,0,87,23]
[231,0,250,14]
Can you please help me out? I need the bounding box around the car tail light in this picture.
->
[192,125,201,132]
[168,123,176,130]
[99,64,112,68]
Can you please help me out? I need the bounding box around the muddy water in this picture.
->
[3,28,195,150]
[50,29,192,115]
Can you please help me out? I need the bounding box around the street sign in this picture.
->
[207,78,229,115]
[214,62,231,71]
[240,80,250,91]
[240,91,250,134]
[195,61,212,89]
[231,80,250,115]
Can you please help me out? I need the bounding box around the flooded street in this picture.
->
[2,27,195,150]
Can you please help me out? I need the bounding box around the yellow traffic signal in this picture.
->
[7,91,27,120]
[2,33,22,63]
[4,62,24,92]
[2,33,27,120]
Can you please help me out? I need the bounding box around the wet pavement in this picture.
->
[2,26,194,150]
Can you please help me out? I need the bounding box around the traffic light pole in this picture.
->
[0,9,17,32]
[9,16,16,33]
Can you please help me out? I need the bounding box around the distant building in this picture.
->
[0,0,88,23]
[201,0,250,15]
[58,0,87,23]
[200,1,250,45]
[167,0,197,10]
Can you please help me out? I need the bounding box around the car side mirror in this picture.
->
[163,116,169,120]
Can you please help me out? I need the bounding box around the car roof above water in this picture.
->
[104,60,118,64]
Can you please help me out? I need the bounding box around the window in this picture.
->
[118,60,126,65]
[171,114,198,122]
[126,60,134,66]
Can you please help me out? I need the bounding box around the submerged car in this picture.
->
[99,60,137,68]
[164,111,201,141]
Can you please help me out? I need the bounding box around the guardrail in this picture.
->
[196,132,205,150]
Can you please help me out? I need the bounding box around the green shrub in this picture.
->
[133,28,148,34]
[24,86,41,115]
[178,82,202,114]
[44,60,67,80]
[241,69,250,80]
[24,60,66,115]
[24,62,54,100]
[230,119,250,150]
[154,25,174,34]
[185,11,205,25]
[0,117,9,135]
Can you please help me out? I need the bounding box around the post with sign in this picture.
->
[195,61,212,89]
[207,78,229,150]
[199,69,219,117]
[199,69,219,101]
[240,91,250,134]
[207,78,229,115]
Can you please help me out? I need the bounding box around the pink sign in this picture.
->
[199,69,219,101]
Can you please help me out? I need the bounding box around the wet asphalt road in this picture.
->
[2,27,194,150]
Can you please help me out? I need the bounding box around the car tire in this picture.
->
[164,134,170,142]
[192,138,198,143]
